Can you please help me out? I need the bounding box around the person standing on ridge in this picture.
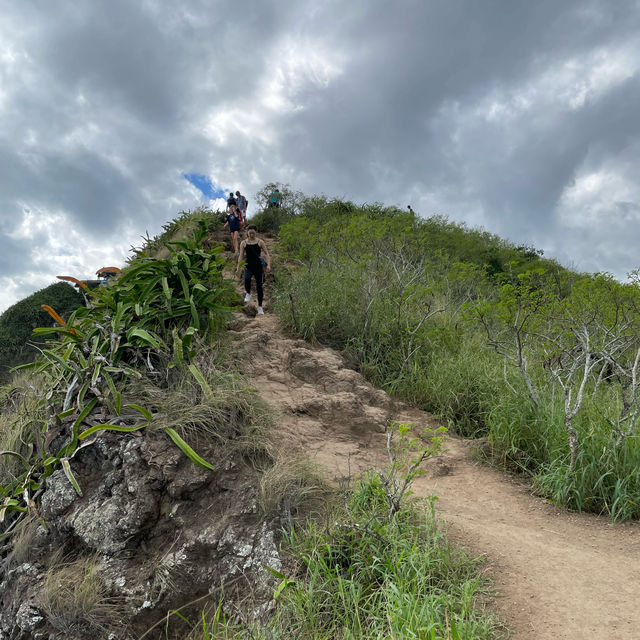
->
[236,224,271,315]
[223,205,242,254]
[227,192,237,211]
[268,188,281,208]
[235,190,247,225]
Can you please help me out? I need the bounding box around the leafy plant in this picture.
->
[0,219,236,535]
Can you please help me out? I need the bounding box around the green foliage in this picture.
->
[267,474,500,639]
[182,479,501,640]
[0,219,236,536]
[271,192,640,520]
[249,182,304,233]
[0,282,84,382]
[130,207,222,258]
[248,205,296,234]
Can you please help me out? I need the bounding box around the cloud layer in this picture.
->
[1,0,640,311]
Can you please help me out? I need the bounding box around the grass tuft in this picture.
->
[39,554,127,638]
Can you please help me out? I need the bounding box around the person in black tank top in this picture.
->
[236,225,271,315]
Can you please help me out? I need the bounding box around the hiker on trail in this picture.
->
[408,205,415,215]
[227,192,237,211]
[235,191,247,222]
[223,205,242,254]
[268,188,281,208]
[236,224,271,316]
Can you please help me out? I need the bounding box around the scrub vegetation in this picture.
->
[0,282,84,383]
[0,210,238,536]
[1,199,503,639]
[267,187,640,521]
[171,423,501,640]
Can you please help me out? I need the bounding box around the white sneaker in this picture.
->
[257,307,264,315]
[244,293,251,303]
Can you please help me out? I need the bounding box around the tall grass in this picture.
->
[271,202,640,521]
[182,474,503,640]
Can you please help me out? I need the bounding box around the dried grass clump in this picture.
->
[126,350,275,464]
[40,555,126,638]
[0,373,46,485]
[259,453,328,519]
[6,515,40,567]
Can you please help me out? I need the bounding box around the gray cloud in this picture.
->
[2,0,640,311]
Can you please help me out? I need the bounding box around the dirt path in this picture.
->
[224,237,640,639]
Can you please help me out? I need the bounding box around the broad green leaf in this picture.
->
[56,407,76,423]
[183,325,197,350]
[63,343,76,360]
[77,381,89,408]
[172,329,185,367]
[188,364,212,399]
[125,403,153,421]
[78,423,147,440]
[103,372,122,415]
[190,297,200,330]
[0,498,26,522]
[126,328,162,349]
[165,428,215,471]
[91,362,102,387]
[42,349,75,372]
[178,270,190,301]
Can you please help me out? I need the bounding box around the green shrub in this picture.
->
[248,206,296,234]
[0,219,237,534]
[271,194,640,521]
[268,474,501,639]
[0,282,84,381]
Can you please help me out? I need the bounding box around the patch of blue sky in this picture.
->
[183,173,226,201]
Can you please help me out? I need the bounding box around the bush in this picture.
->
[268,474,501,639]
[0,282,84,381]
[248,206,296,234]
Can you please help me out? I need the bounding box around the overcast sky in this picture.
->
[1,0,640,313]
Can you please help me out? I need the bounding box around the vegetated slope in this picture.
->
[0,282,84,383]
[229,234,640,640]
[0,211,498,640]
[264,193,640,522]
[0,212,294,639]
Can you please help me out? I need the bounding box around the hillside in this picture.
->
[228,229,640,639]
[259,190,640,522]
[2,196,639,638]
[0,210,500,639]
[0,282,84,383]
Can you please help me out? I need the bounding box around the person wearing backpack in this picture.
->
[227,192,237,211]
[236,225,271,315]
[235,191,248,223]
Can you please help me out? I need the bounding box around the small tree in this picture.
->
[254,182,304,213]
[539,274,639,470]
[473,266,551,409]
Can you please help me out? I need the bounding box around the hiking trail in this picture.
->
[223,234,640,639]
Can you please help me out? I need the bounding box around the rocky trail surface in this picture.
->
[225,234,640,640]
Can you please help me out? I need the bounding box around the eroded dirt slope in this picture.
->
[226,236,640,639]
